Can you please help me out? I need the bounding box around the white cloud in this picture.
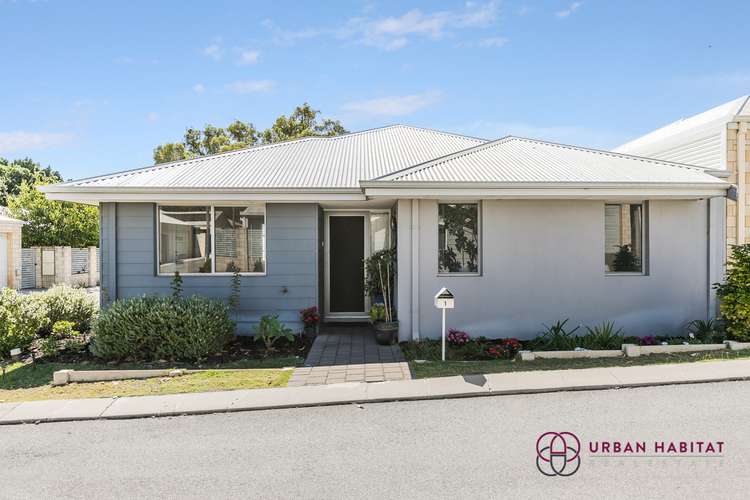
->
[342,90,442,117]
[556,2,582,18]
[0,131,74,153]
[237,50,260,65]
[192,83,205,94]
[459,36,509,48]
[201,37,224,60]
[146,112,159,123]
[260,19,323,46]
[226,80,275,94]
[262,1,500,51]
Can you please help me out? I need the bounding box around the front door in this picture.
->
[327,215,366,317]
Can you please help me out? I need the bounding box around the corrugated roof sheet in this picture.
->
[60,125,485,190]
[616,95,750,154]
[375,136,726,185]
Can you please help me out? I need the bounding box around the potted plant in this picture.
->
[300,306,320,338]
[364,249,398,345]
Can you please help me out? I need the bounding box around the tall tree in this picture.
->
[7,183,99,247]
[153,104,346,164]
[0,157,62,206]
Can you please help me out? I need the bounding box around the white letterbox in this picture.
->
[434,287,455,309]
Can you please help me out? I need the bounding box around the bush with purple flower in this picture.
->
[447,329,470,346]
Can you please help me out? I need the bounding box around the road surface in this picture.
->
[3,381,749,499]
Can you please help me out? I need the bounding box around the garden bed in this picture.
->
[407,348,750,379]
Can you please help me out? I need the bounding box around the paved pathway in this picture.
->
[288,324,410,386]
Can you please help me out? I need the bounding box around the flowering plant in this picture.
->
[300,306,320,328]
[501,338,522,356]
[638,335,657,346]
[486,345,506,359]
[447,329,470,346]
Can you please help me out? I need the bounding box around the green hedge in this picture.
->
[0,289,48,357]
[717,244,750,341]
[90,295,235,361]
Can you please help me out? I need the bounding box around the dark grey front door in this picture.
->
[329,216,365,313]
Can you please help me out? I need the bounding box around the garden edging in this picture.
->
[516,341,744,361]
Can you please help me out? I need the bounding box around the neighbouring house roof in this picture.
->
[41,124,729,203]
[615,96,750,166]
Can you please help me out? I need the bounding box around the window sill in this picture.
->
[157,272,267,277]
[437,273,482,277]
[605,272,647,277]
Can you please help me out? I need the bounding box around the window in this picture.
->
[370,212,390,253]
[438,203,480,274]
[605,203,645,273]
[214,206,266,273]
[159,206,211,274]
[158,204,265,275]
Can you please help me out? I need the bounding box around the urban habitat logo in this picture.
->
[536,432,581,477]
[536,432,726,477]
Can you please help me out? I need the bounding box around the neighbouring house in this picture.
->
[0,207,24,290]
[41,125,730,339]
[616,95,750,254]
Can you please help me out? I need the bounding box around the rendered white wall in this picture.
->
[408,199,715,340]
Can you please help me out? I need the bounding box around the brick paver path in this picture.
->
[288,325,411,386]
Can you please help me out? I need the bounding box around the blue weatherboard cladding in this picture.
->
[99,202,319,333]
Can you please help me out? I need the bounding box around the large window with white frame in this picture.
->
[438,203,480,274]
[158,204,266,275]
[604,202,645,274]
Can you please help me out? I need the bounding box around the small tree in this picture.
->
[228,264,241,324]
[363,249,396,323]
[716,244,750,341]
[170,271,183,300]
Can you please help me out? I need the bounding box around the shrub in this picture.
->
[638,335,658,346]
[716,244,750,341]
[501,338,522,357]
[40,336,58,358]
[0,289,48,357]
[532,319,579,351]
[52,320,77,339]
[90,295,234,362]
[300,306,320,328]
[687,319,723,343]
[38,285,97,333]
[486,345,506,359]
[578,321,624,350]
[254,314,294,353]
[447,329,470,346]
[369,304,386,322]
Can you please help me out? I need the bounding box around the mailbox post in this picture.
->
[434,287,455,361]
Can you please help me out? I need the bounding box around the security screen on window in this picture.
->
[214,206,265,273]
[159,206,211,274]
[605,203,644,273]
[438,203,479,274]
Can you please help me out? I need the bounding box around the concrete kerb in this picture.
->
[3,359,750,425]
[517,342,734,360]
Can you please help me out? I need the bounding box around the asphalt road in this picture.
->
[3,381,750,499]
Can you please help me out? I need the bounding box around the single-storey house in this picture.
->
[616,95,750,254]
[41,125,731,340]
[0,207,24,290]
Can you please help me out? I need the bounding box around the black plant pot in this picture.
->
[373,321,399,345]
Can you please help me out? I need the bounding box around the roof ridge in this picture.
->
[373,136,511,181]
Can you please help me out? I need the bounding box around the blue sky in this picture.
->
[1,0,749,180]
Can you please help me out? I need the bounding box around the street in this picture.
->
[3,381,750,499]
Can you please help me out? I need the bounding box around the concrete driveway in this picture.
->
[2,380,749,499]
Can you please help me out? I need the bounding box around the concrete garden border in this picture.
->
[517,341,745,361]
[52,369,189,386]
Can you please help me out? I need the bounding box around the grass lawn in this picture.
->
[0,357,300,403]
[407,348,750,379]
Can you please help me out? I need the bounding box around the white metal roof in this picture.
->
[52,125,485,190]
[615,95,750,155]
[370,136,727,186]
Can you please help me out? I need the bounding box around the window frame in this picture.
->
[436,200,482,277]
[604,200,648,277]
[156,203,267,277]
